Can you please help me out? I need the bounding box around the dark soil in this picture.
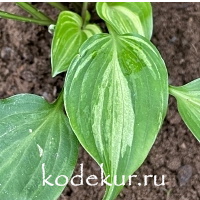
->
[0,2,200,200]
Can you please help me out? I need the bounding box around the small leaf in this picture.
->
[96,2,153,39]
[64,33,168,199]
[51,11,102,77]
[169,80,200,141]
[0,94,79,199]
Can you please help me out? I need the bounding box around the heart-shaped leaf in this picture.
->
[169,80,200,141]
[64,33,168,199]
[96,2,153,39]
[51,11,102,77]
[0,94,79,199]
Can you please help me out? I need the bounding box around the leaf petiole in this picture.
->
[53,90,64,109]
[81,2,88,29]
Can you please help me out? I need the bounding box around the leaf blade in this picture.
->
[51,11,102,77]
[96,2,153,39]
[64,33,168,199]
[0,94,79,199]
[169,80,200,141]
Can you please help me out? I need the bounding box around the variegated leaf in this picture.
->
[64,33,168,199]
[96,2,153,39]
[0,94,79,199]
[51,11,102,77]
[169,80,200,141]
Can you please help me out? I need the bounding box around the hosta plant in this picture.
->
[0,2,199,200]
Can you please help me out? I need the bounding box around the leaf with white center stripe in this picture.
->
[0,94,79,199]
[51,11,102,77]
[96,2,153,39]
[169,80,200,141]
[64,33,168,199]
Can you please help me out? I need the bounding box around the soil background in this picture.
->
[0,2,200,200]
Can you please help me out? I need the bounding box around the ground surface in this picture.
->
[0,2,199,200]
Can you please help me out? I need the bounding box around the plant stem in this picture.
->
[16,2,54,23]
[0,10,53,25]
[81,2,88,29]
[48,2,68,11]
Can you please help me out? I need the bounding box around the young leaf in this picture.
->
[169,80,200,141]
[64,33,168,199]
[96,2,153,39]
[51,11,102,77]
[0,94,79,199]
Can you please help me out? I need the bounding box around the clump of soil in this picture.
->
[0,2,199,200]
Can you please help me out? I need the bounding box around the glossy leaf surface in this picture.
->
[169,80,200,141]
[51,11,101,77]
[64,33,168,199]
[0,94,79,200]
[96,2,153,39]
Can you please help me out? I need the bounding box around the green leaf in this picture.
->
[96,2,153,39]
[51,11,102,77]
[64,33,168,199]
[0,10,53,26]
[0,94,79,199]
[169,80,200,141]
[16,2,54,22]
